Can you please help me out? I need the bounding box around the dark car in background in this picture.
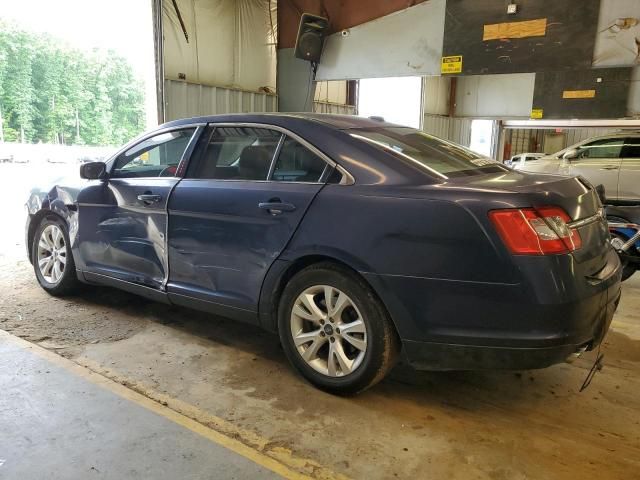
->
[25,114,621,394]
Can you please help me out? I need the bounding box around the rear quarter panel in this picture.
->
[278,184,521,339]
[282,185,518,282]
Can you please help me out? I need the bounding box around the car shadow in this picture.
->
[64,282,601,414]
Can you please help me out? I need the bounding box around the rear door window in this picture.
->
[622,137,640,158]
[270,137,328,183]
[188,127,282,180]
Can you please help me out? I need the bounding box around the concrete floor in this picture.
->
[0,333,281,479]
[1,163,640,479]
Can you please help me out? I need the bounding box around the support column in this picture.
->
[277,48,316,112]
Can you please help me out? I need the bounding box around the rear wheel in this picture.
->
[278,262,400,395]
[32,216,79,295]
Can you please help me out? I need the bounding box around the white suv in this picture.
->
[521,133,640,203]
[505,152,546,170]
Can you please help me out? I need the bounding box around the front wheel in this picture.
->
[278,263,400,395]
[32,216,80,295]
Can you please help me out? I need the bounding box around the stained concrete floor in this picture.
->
[0,333,280,479]
[1,164,639,479]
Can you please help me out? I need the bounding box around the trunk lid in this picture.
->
[450,171,610,269]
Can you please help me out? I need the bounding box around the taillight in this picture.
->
[489,206,582,255]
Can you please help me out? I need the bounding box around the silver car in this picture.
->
[521,133,640,203]
[505,152,546,170]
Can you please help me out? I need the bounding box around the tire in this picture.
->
[278,262,400,395]
[32,216,80,296]
[611,233,637,282]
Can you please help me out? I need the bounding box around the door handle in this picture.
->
[137,194,162,204]
[600,165,618,170]
[258,199,296,215]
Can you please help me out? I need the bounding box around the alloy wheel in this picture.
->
[290,285,367,377]
[37,224,67,284]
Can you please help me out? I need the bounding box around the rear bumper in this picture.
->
[403,284,620,370]
[364,248,622,371]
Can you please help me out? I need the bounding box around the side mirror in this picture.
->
[562,148,579,160]
[80,161,107,180]
[595,184,606,204]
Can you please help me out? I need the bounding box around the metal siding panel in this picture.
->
[422,114,450,140]
[313,102,356,115]
[163,80,277,121]
[423,77,450,116]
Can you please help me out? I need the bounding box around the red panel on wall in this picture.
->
[277,0,428,49]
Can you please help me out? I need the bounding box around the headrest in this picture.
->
[238,146,272,179]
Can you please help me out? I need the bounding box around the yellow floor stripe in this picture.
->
[0,330,342,480]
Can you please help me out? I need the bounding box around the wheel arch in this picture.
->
[27,209,70,264]
[258,252,400,341]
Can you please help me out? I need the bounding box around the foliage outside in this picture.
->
[0,21,146,146]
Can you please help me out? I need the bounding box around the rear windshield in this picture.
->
[349,127,508,178]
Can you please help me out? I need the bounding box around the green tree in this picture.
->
[0,21,146,146]
[1,28,36,142]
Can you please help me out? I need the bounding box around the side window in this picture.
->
[111,129,196,178]
[576,139,624,159]
[189,127,281,180]
[622,138,640,159]
[270,137,328,183]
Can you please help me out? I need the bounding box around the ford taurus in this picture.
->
[25,114,622,394]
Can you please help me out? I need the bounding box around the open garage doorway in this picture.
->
[0,0,157,255]
[470,119,497,158]
[357,77,422,128]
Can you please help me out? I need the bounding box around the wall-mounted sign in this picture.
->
[531,109,544,119]
[441,55,463,74]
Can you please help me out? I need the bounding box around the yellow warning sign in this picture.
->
[562,90,596,99]
[441,55,462,74]
[531,108,544,119]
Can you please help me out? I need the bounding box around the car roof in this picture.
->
[160,113,403,130]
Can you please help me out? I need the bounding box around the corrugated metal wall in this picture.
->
[313,102,357,115]
[164,80,355,121]
[422,114,473,146]
[564,128,619,146]
[423,76,450,116]
[164,80,278,121]
[315,81,348,105]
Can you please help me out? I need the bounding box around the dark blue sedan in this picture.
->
[26,114,622,394]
